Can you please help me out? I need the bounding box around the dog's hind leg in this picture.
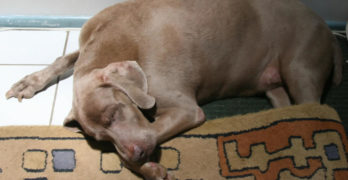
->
[6,51,79,101]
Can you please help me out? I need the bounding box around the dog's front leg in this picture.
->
[6,51,79,101]
[152,105,206,145]
[129,105,205,179]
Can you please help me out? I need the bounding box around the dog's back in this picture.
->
[75,0,340,104]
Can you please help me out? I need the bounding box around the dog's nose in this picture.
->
[127,144,145,162]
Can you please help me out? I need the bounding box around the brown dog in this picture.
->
[6,0,342,179]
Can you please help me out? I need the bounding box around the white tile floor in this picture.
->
[0,29,80,126]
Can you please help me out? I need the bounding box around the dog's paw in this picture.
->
[140,162,175,180]
[6,73,46,102]
[164,172,175,180]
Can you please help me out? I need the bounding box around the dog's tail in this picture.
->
[332,36,343,86]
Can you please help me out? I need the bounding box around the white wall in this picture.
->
[0,0,347,21]
[0,0,125,16]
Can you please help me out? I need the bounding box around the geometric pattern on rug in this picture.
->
[1,117,348,179]
[216,119,348,179]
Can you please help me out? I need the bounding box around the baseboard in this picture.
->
[0,15,346,30]
[0,15,89,29]
[327,21,347,31]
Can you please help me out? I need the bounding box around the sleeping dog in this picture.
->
[6,0,342,179]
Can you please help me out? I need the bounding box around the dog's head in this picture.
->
[65,61,156,163]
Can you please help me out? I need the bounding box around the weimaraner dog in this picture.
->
[6,0,342,179]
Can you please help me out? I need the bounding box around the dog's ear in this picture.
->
[98,61,156,109]
[63,109,83,133]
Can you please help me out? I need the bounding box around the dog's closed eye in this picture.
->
[101,105,118,127]
[101,104,126,127]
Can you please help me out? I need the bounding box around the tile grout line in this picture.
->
[49,78,60,126]
[49,31,70,126]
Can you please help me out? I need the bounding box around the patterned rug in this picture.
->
[0,103,347,180]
